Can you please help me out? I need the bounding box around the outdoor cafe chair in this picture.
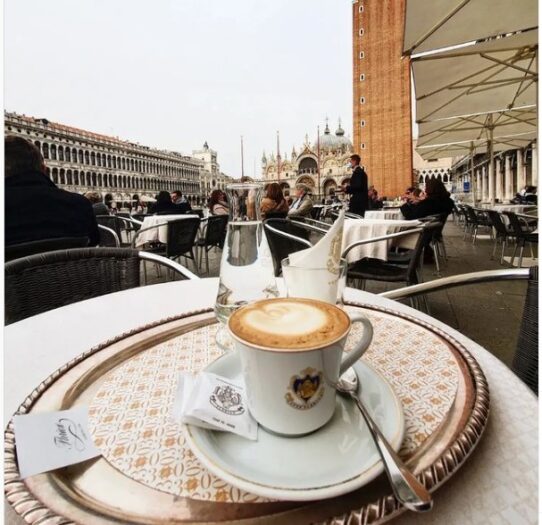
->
[97,224,121,247]
[5,236,89,263]
[263,219,326,276]
[195,215,228,274]
[343,223,439,311]
[131,217,201,271]
[486,210,515,265]
[96,215,140,246]
[463,206,491,243]
[381,266,538,394]
[503,212,538,267]
[5,247,198,325]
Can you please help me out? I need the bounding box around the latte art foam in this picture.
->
[228,298,351,350]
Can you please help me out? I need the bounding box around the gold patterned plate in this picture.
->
[4,303,490,525]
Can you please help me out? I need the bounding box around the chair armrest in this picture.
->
[138,251,200,280]
[289,217,330,234]
[380,268,530,299]
[131,223,168,247]
[263,224,313,248]
[341,227,423,258]
[98,224,120,247]
[119,216,143,226]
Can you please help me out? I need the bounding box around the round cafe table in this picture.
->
[4,279,537,524]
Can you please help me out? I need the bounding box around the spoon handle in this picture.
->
[350,392,433,512]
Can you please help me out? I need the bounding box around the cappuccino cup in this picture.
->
[228,297,373,436]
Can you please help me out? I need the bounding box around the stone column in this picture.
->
[504,155,513,201]
[482,165,488,201]
[476,169,482,201]
[532,142,538,186]
[495,157,503,202]
[517,149,526,192]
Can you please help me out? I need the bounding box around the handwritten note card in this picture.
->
[13,407,101,478]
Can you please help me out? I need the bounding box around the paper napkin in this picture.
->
[13,406,101,478]
[288,209,345,269]
[172,372,258,440]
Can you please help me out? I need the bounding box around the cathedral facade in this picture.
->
[262,121,354,201]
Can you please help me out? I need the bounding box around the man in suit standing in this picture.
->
[344,154,368,216]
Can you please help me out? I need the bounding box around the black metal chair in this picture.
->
[263,219,317,276]
[381,267,538,394]
[486,210,514,264]
[343,224,439,307]
[133,217,201,270]
[97,224,121,247]
[463,206,491,243]
[5,248,198,325]
[5,237,90,263]
[503,212,538,267]
[195,215,228,274]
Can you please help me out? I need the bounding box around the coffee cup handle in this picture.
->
[339,313,373,375]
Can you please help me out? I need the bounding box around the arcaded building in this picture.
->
[352,0,413,197]
[5,112,217,207]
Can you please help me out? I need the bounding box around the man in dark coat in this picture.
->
[5,136,99,246]
[345,154,369,216]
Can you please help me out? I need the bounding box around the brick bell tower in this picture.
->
[352,0,413,198]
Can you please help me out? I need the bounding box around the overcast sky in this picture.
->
[5,0,352,178]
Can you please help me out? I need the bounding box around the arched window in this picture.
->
[34,140,41,150]
[42,143,49,159]
[65,148,71,162]
[122,158,126,170]
[107,155,111,168]
[91,152,96,166]
[52,168,58,184]
[59,169,65,185]
[84,151,90,165]
[72,148,77,163]
[74,171,79,185]
[98,173,103,186]
[58,146,64,161]
[67,170,72,185]
[97,153,102,167]
[78,150,84,164]
[51,144,57,160]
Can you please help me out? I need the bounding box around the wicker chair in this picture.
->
[381,267,538,394]
[195,215,228,274]
[132,217,201,270]
[5,236,89,263]
[263,219,320,276]
[5,248,198,325]
[503,212,538,267]
[343,225,435,296]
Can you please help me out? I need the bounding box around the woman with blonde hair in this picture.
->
[260,182,289,219]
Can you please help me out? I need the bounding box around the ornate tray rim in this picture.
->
[4,302,490,525]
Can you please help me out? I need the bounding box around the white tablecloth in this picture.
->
[134,214,200,246]
[342,218,421,263]
[365,209,405,221]
[4,279,537,524]
[482,204,537,215]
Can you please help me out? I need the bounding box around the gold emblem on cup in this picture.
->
[285,367,325,410]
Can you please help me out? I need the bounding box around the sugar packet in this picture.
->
[172,372,258,441]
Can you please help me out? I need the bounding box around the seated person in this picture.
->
[368,186,384,210]
[171,189,192,214]
[288,183,314,218]
[208,189,229,216]
[148,191,183,214]
[84,191,110,216]
[402,186,416,202]
[5,136,99,246]
[260,182,289,219]
[400,179,454,220]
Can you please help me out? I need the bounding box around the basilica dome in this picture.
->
[314,120,352,152]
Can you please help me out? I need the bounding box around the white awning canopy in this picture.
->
[417,107,537,147]
[413,29,537,123]
[416,131,536,160]
[403,0,537,55]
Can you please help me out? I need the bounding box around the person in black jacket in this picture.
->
[400,178,454,220]
[5,136,99,247]
[171,190,193,214]
[345,154,369,216]
[148,191,184,214]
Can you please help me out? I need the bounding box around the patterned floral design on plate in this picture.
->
[89,309,459,503]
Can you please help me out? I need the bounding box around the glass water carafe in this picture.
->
[214,183,278,330]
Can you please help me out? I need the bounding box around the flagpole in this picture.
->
[276,130,281,181]
[317,125,321,201]
[240,136,245,178]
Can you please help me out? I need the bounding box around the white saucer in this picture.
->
[183,352,404,501]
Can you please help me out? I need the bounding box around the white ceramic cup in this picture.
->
[228,298,373,436]
[282,257,348,305]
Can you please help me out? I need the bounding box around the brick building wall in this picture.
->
[352,0,413,198]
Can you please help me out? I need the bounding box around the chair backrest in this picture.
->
[407,222,441,281]
[513,266,538,393]
[264,211,288,219]
[486,210,509,236]
[263,219,313,276]
[5,248,141,324]
[98,224,120,247]
[204,215,228,248]
[5,237,89,263]
[502,211,524,236]
[310,207,322,220]
[166,217,201,258]
[96,215,123,238]
[463,205,478,223]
